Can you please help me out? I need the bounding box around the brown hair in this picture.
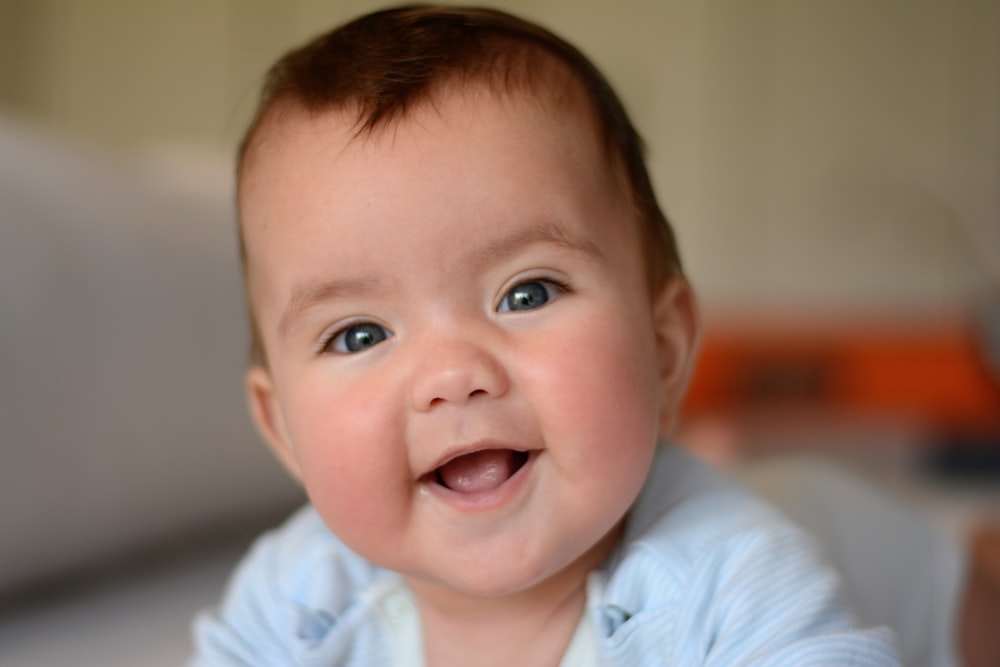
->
[238,4,681,365]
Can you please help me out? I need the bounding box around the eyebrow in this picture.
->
[277,220,601,339]
[278,276,381,338]
[471,220,603,267]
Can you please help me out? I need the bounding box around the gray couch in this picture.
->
[0,116,302,599]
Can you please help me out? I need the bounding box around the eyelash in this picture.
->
[316,329,339,355]
[497,276,569,312]
[317,319,388,355]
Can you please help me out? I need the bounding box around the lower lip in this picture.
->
[421,450,539,513]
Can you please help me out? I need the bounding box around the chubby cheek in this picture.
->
[528,309,661,492]
[282,374,411,552]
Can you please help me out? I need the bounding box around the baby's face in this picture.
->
[240,85,691,600]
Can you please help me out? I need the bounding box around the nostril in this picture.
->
[424,388,487,410]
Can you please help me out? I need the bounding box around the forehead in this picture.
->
[240,72,611,200]
[239,80,623,258]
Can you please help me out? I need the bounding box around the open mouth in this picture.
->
[425,449,531,495]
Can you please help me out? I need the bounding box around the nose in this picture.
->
[409,333,509,412]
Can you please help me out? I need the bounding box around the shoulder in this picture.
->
[601,446,816,629]
[613,445,801,573]
[593,446,900,666]
[236,504,387,612]
[189,505,398,666]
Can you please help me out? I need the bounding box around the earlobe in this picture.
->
[246,366,303,482]
[651,277,701,438]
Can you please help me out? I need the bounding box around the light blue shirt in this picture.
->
[190,446,899,665]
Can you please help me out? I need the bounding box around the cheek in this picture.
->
[282,374,410,540]
[527,310,661,466]
[521,311,660,549]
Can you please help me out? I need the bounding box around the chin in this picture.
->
[410,556,560,600]
[460,570,547,598]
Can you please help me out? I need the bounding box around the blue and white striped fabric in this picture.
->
[189,446,900,666]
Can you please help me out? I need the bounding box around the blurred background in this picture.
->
[0,1,997,665]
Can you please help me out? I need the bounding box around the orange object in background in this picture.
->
[684,314,1000,434]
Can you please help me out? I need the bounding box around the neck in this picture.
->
[413,573,587,667]
[408,525,619,667]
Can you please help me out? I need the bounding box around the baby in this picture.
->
[191,6,899,666]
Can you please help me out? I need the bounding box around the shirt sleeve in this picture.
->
[738,458,965,666]
[186,528,301,667]
[186,506,393,667]
[688,522,901,666]
[597,483,901,666]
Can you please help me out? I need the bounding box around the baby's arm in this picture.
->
[187,507,356,667]
[600,478,901,666]
[687,522,900,666]
[188,529,299,667]
[187,506,396,667]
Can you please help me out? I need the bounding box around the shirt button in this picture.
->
[385,593,412,622]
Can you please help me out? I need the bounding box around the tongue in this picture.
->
[437,450,516,494]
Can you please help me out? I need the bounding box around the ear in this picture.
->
[246,365,303,483]
[651,277,700,438]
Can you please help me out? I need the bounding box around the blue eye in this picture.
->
[328,322,392,354]
[498,280,560,313]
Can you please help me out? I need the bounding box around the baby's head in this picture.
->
[238,5,698,600]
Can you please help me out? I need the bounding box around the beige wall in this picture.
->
[1,0,997,313]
